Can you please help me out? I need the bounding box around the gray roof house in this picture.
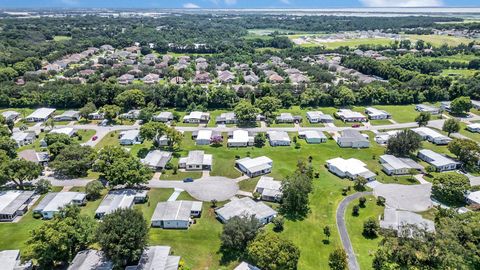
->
[1,111,20,122]
[0,190,35,222]
[68,250,112,270]
[151,200,203,229]
[415,104,440,114]
[183,111,210,123]
[412,127,452,145]
[125,246,180,270]
[119,110,141,120]
[379,155,424,175]
[0,250,31,270]
[34,192,86,219]
[306,111,334,123]
[178,151,212,171]
[215,112,237,124]
[141,150,172,171]
[18,150,49,166]
[380,208,435,236]
[335,109,367,122]
[254,176,282,202]
[236,156,273,178]
[95,189,148,219]
[234,262,260,270]
[119,130,141,145]
[337,129,370,148]
[365,107,391,120]
[298,130,327,144]
[267,131,291,146]
[25,108,56,122]
[275,113,301,123]
[53,110,80,121]
[153,112,174,122]
[418,149,460,172]
[326,157,376,181]
[215,197,277,225]
[11,131,36,146]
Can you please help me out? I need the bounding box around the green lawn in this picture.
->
[441,69,478,77]
[405,34,474,47]
[459,123,480,142]
[424,53,479,63]
[94,131,120,149]
[238,177,260,192]
[298,38,394,49]
[53,35,72,41]
[75,129,96,143]
[345,195,384,270]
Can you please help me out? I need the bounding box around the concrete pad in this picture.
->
[167,188,184,201]
[374,183,432,212]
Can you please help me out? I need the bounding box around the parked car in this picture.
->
[352,124,361,128]
[183,178,194,183]
[92,135,98,141]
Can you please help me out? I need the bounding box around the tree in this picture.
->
[45,118,55,131]
[85,180,104,200]
[415,112,431,127]
[272,216,285,232]
[45,133,75,158]
[221,215,261,254]
[359,196,367,208]
[94,145,130,174]
[35,179,52,194]
[79,102,96,120]
[334,86,356,107]
[101,104,121,122]
[139,122,168,147]
[247,232,300,270]
[50,145,96,178]
[103,156,152,187]
[353,176,368,191]
[234,100,260,124]
[352,205,360,216]
[432,173,470,206]
[442,118,460,136]
[254,133,266,147]
[386,129,422,157]
[328,248,348,270]
[323,225,331,242]
[165,128,183,150]
[25,205,96,268]
[363,217,379,238]
[255,96,281,121]
[0,136,18,158]
[96,208,148,267]
[447,138,480,169]
[450,96,472,115]
[4,159,42,189]
[114,89,145,111]
[280,172,313,219]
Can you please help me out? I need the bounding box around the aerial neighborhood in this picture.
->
[0,6,479,270]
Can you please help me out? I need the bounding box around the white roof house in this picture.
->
[141,150,172,171]
[68,249,112,270]
[50,127,76,137]
[216,112,237,124]
[380,207,435,235]
[267,131,291,146]
[95,189,147,219]
[466,123,480,133]
[183,111,210,123]
[195,130,214,145]
[374,130,401,144]
[276,113,294,123]
[415,104,440,114]
[125,246,180,270]
[326,157,376,181]
[335,109,367,122]
[228,130,254,147]
[234,262,260,270]
[215,197,277,225]
[299,130,327,144]
[25,108,56,122]
[153,112,174,122]
[11,131,36,146]
[379,155,424,176]
[151,200,203,229]
[53,110,80,121]
[365,107,391,120]
[236,156,273,178]
[119,129,141,145]
[412,127,452,145]
[466,191,480,205]
[0,190,35,222]
[1,111,20,122]
[34,192,86,219]
[119,109,141,120]
[337,129,370,148]
[472,100,480,109]
[418,149,460,172]
[306,111,334,123]
[255,176,282,202]
[178,151,212,171]
[0,250,31,270]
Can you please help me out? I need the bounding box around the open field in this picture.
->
[405,34,474,47]
[53,35,72,42]
[424,54,479,63]
[298,38,394,49]
[441,69,478,76]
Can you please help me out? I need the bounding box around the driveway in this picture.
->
[148,176,239,201]
[336,191,372,270]
[373,183,432,212]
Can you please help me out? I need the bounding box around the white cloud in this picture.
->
[360,0,443,7]
[183,2,200,8]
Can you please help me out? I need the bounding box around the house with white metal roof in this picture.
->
[125,246,180,270]
[183,111,210,123]
[34,192,86,219]
[95,189,148,219]
[50,127,76,137]
[365,107,391,120]
[466,123,480,133]
[141,150,172,171]
[234,262,260,270]
[306,111,334,123]
[53,110,80,121]
[254,176,282,202]
[119,129,141,145]
[151,200,203,229]
[178,151,212,171]
[337,129,370,148]
[153,111,174,122]
[215,112,237,124]
[119,109,141,120]
[466,191,480,206]
[417,149,460,172]
[215,197,277,225]
[68,249,112,270]
[236,156,273,178]
[25,108,56,122]
[326,157,376,181]
[227,130,254,147]
[415,104,440,114]
[472,100,480,109]
[0,250,31,270]
[0,190,35,222]
[374,130,401,144]
[1,111,20,122]
[379,155,424,175]
[11,131,36,146]
[275,113,294,123]
[298,130,327,144]
[335,109,367,122]
[267,131,291,146]
[88,111,104,120]
[192,130,217,145]
[380,207,435,235]
[412,127,452,145]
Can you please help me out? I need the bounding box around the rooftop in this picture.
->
[216,197,277,222]
[26,108,56,119]
[0,190,35,216]
[68,249,112,270]
[152,200,203,222]
[35,192,86,213]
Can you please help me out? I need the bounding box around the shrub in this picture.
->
[359,196,367,208]
[85,180,104,200]
[352,205,360,216]
[376,196,386,206]
[272,216,285,232]
[35,179,52,194]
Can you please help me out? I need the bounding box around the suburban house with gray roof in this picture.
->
[415,104,440,114]
[380,207,435,236]
[267,131,291,146]
[53,110,80,121]
[25,108,56,122]
[335,109,367,122]
[234,262,260,270]
[125,246,180,270]
[141,150,172,171]
[151,200,203,229]
[227,130,254,147]
[215,112,237,124]
[0,250,31,270]
[95,189,148,219]
[153,112,174,122]
[183,111,210,123]
[306,111,334,123]
[18,150,49,166]
[34,192,87,219]
[467,123,480,133]
[119,129,141,145]
[236,156,273,178]
[417,149,460,172]
[215,197,277,225]
[298,130,327,144]
[12,131,36,146]
[1,111,20,122]
[412,127,452,145]
[365,107,391,120]
[254,176,282,202]
[326,157,376,181]
[178,151,212,171]
[68,250,112,270]
[379,155,424,175]
[337,129,370,148]
[0,190,35,222]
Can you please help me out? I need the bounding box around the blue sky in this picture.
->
[1,0,478,9]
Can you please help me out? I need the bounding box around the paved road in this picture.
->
[336,191,373,270]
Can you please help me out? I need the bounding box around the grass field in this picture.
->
[299,38,394,49]
[425,54,479,63]
[441,69,478,77]
[405,34,474,47]
[345,195,384,270]
[53,35,72,42]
